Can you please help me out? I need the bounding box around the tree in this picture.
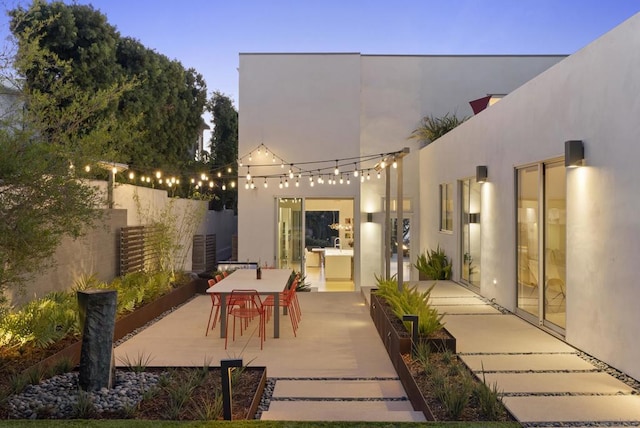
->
[0,7,136,304]
[9,1,208,175]
[207,92,238,211]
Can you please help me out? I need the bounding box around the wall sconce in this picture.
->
[469,213,480,224]
[366,212,373,222]
[565,140,584,168]
[476,165,488,183]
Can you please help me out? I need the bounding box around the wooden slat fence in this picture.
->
[119,225,162,275]
[192,234,216,273]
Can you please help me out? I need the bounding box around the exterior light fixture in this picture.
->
[334,160,339,175]
[565,140,584,168]
[366,212,373,222]
[476,165,488,183]
[246,167,251,181]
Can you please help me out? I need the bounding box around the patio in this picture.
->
[114,281,640,423]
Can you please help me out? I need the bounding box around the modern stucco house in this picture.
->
[237,52,564,286]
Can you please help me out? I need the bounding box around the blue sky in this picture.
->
[2,0,639,108]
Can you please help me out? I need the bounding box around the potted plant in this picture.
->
[415,245,452,281]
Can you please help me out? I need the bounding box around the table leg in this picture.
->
[219,295,227,338]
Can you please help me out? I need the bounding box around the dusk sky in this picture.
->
[2,0,639,112]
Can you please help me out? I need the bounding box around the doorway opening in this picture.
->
[276,197,355,291]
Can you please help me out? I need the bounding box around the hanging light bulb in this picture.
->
[339,174,344,184]
[227,166,232,173]
[334,160,339,175]
[250,180,255,189]
[272,154,276,163]
[248,152,252,161]
[146,177,151,183]
[346,174,351,185]
[128,172,135,180]
[367,171,371,180]
[280,160,284,169]
[198,181,203,187]
[245,182,249,189]
[257,146,261,155]
[309,175,313,182]
[310,180,315,187]
[353,163,358,177]
[264,178,268,188]
[176,179,180,184]
[377,171,381,179]
[361,175,365,183]
[239,158,243,167]
[392,157,397,168]
[279,178,283,189]
[230,181,236,188]
[84,165,91,172]
[156,171,162,179]
[289,165,294,179]
[380,159,386,169]
[217,171,222,178]
[285,179,289,188]
[159,178,163,184]
[295,179,300,187]
[191,178,195,184]
[246,167,251,181]
[201,173,206,180]
[222,183,226,191]
[209,181,214,188]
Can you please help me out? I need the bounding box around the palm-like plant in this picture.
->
[409,113,467,147]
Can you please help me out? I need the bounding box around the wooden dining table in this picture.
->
[206,268,292,338]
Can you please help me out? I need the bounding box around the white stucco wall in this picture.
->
[239,52,565,289]
[419,13,640,380]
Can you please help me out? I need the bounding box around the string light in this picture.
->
[246,167,251,181]
[222,183,226,190]
[377,171,381,179]
[334,160,339,175]
[392,157,397,168]
[248,152,252,161]
[346,174,350,185]
[128,172,135,180]
[263,178,268,188]
[353,164,358,177]
[156,171,161,179]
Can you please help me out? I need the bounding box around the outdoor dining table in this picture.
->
[206,268,292,339]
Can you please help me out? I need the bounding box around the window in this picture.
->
[440,183,453,232]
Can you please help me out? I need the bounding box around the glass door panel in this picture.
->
[277,198,303,271]
[517,166,540,317]
[461,178,481,289]
[544,162,566,328]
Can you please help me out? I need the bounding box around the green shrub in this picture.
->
[415,245,452,280]
[373,274,444,336]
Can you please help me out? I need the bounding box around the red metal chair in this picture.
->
[224,290,267,350]
[264,278,300,336]
[205,278,222,335]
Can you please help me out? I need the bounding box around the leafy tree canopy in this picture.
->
[9,0,208,174]
[207,92,238,211]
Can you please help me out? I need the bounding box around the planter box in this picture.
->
[31,279,202,373]
[396,354,435,421]
[370,292,456,371]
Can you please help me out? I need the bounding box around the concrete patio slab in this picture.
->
[484,372,635,394]
[260,401,426,422]
[504,395,640,422]
[115,292,398,378]
[272,379,406,398]
[442,313,575,353]
[460,353,597,371]
[435,304,502,314]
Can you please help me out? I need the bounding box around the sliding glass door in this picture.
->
[276,198,303,271]
[516,161,566,331]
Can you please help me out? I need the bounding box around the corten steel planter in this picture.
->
[370,292,456,371]
[27,279,202,374]
[396,354,436,421]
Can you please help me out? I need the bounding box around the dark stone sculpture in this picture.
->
[77,289,117,391]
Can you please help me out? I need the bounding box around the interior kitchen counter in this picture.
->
[324,248,353,280]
